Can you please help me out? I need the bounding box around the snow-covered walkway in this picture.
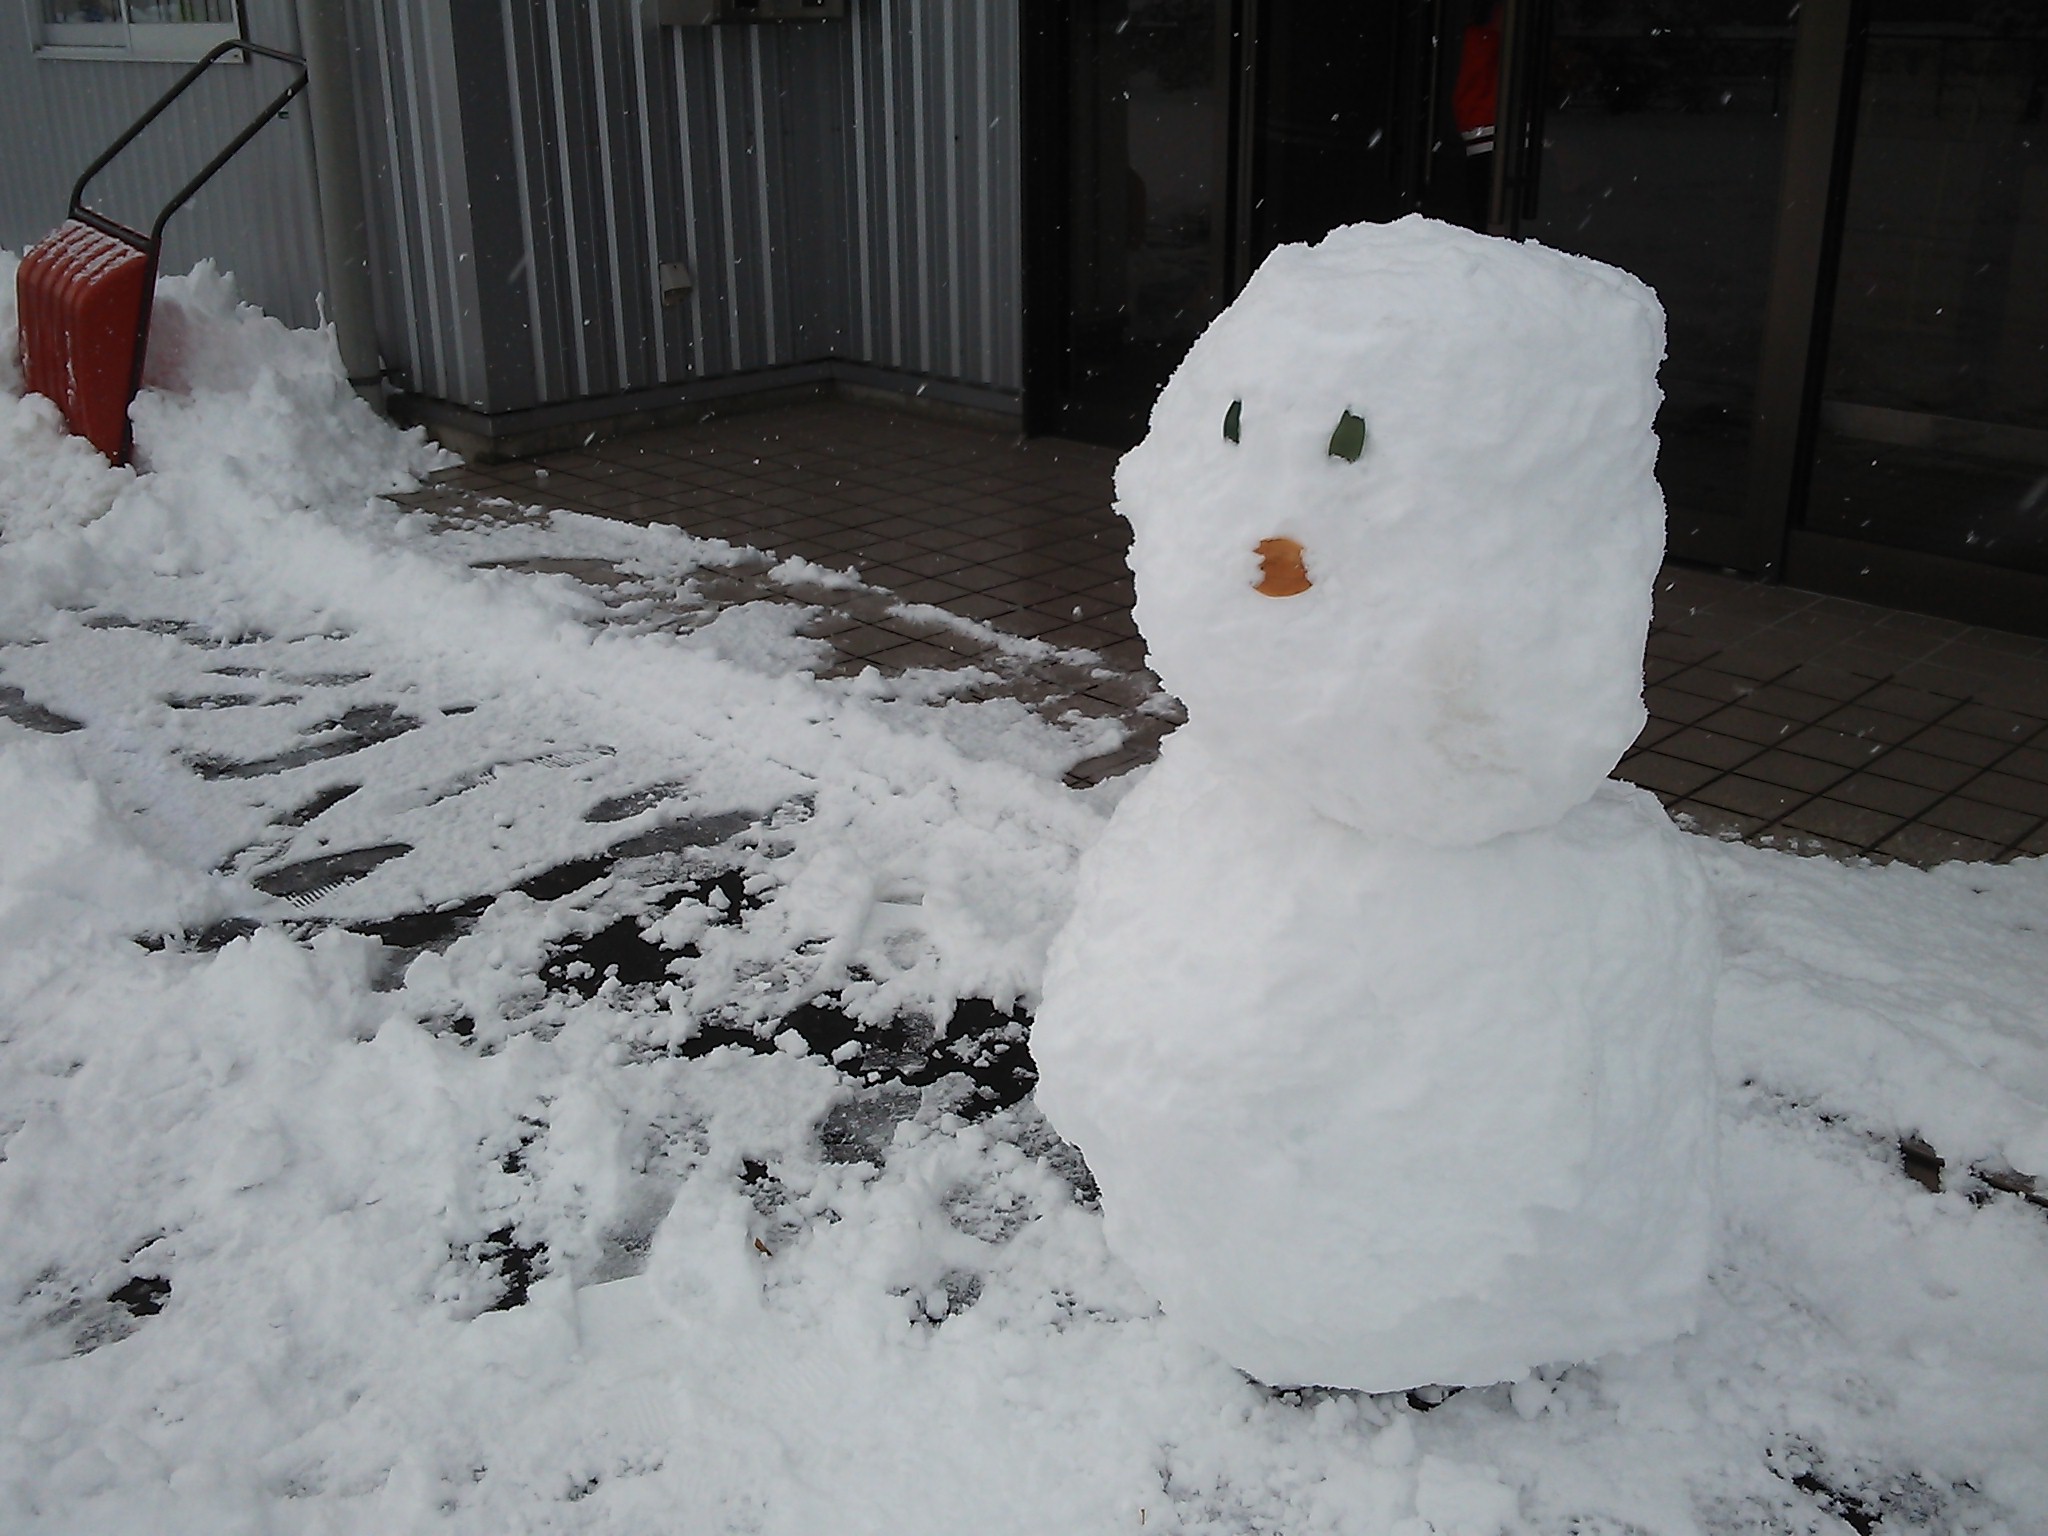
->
[2,261,2045,1535]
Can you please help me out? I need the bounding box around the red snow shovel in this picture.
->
[14,40,306,465]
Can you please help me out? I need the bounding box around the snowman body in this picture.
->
[1031,217,1719,1392]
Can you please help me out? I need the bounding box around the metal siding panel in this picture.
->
[544,0,595,395]
[420,2,483,406]
[562,2,610,396]
[879,0,905,369]
[709,30,746,372]
[850,0,876,360]
[970,0,987,385]
[351,0,504,409]
[818,26,855,361]
[588,0,656,393]
[670,28,712,377]
[589,1,634,389]
[629,2,673,380]
[747,27,781,365]
[779,24,848,364]
[780,32,806,365]
[397,3,453,396]
[733,27,766,371]
[0,3,324,333]
[311,0,1027,413]
[941,0,963,381]
[500,0,553,402]
[908,0,932,374]
[0,0,1032,411]
[693,24,721,375]
[575,6,612,394]
[690,26,737,379]
[368,0,434,394]
[516,1,580,400]
[348,0,414,390]
[709,29,742,380]
[447,0,537,411]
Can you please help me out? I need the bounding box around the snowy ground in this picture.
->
[2,260,2045,1535]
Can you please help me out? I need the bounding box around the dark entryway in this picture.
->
[1469,0,2048,631]
[1024,1,1235,444]
[1021,0,1458,445]
[1795,0,2048,585]
[1511,0,1799,570]
[1025,0,2048,636]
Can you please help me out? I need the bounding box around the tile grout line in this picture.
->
[1974,717,2048,860]
[1665,663,1911,853]
[1653,647,2048,860]
[1846,699,2047,859]
[1831,690,2005,857]
[419,409,2048,870]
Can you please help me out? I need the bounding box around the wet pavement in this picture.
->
[398,396,2048,868]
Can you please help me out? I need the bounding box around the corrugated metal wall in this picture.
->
[0,2,1024,415]
[0,2,326,331]
[348,0,485,407]
[654,16,855,387]
[846,0,1021,392]
[347,0,1022,416]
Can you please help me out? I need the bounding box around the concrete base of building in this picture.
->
[388,361,1023,463]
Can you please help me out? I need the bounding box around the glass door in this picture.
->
[1242,0,1433,256]
[1796,1,2048,583]
[1026,0,1432,446]
[1042,0,1239,445]
[1513,0,1800,568]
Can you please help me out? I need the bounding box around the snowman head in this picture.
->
[1119,217,1668,846]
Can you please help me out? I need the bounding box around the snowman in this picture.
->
[1031,216,1719,1393]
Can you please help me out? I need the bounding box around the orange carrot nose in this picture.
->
[1254,537,1311,597]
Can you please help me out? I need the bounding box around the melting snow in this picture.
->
[0,254,2044,1534]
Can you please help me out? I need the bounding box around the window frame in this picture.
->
[31,1,246,63]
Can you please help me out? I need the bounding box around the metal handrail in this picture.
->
[57,38,307,463]
[69,39,309,251]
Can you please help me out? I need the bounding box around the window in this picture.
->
[36,1,243,62]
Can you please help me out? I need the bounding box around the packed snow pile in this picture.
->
[1121,218,1665,845]
[1038,740,1718,1391]
[134,261,455,510]
[0,735,225,1003]
[1,251,2046,1535]
[1036,218,1719,1393]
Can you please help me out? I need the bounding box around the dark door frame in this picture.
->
[1019,0,1256,441]
[1740,0,1866,581]
[1025,0,2048,636]
[1020,0,1437,444]
[1486,0,1851,576]
[1018,1,1070,438]
[1766,1,2048,635]
[1491,0,2048,633]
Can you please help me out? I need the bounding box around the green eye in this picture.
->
[1223,399,1242,443]
[1327,409,1367,463]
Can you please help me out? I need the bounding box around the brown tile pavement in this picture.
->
[405,398,2048,868]
[1641,566,2048,864]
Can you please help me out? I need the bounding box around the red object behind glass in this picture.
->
[1455,4,1502,157]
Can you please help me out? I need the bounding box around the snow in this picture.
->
[1037,220,1718,1394]
[1,248,2046,1533]
[1120,217,1667,847]
[1035,734,1718,1392]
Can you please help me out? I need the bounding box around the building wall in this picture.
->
[348,0,486,407]
[349,0,1023,416]
[845,0,1023,394]
[0,2,326,331]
